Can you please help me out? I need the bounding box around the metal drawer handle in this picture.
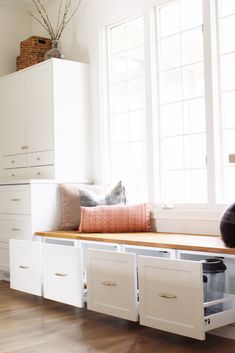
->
[19,265,29,270]
[11,160,15,164]
[11,198,20,202]
[21,145,29,150]
[37,172,41,176]
[12,228,21,232]
[159,293,177,299]
[55,273,67,277]
[36,157,41,161]
[102,281,117,287]
[11,174,15,177]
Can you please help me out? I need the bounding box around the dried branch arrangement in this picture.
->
[28,0,82,40]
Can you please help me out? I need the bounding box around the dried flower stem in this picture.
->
[29,0,81,40]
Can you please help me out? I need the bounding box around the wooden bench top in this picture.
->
[35,231,235,255]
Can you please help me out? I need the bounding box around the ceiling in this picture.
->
[0,0,52,9]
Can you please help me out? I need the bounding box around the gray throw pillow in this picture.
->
[79,181,126,207]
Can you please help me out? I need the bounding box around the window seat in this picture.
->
[34,231,234,255]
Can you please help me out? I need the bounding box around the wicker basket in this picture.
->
[16,36,52,71]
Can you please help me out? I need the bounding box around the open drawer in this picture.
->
[138,256,235,340]
[43,244,84,307]
[86,249,138,321]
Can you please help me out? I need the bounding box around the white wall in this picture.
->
[0,2,32,76]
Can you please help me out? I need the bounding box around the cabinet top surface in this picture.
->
[0,58,88,80]
[34,231,235,255]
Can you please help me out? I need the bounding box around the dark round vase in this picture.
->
[220,203,235,247]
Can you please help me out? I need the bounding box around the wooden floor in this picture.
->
[0,281,235,353]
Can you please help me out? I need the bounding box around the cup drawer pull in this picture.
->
[159,293,177,299]
[19,265,29,270]
[12,228,21,232]
[11,198,20,202]
[55,273,67,277]
[102,281,117,287]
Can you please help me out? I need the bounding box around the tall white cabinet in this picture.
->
[0,58,90,182]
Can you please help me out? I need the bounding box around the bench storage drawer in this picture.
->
[86,249,138,321]
[43,244,84,307]
[138,256,235,340]
[10,239,42,296]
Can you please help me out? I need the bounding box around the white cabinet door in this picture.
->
[25,63,54,153]
[0,74,26,155]
[138,256,205,340]
[86,249,138,321]
[43,244,84,307]
[10,239,42,296]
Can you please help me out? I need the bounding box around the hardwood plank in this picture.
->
[0,281,235,353]
[35,231,235,255]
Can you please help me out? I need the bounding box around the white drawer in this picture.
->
[0,242,9,272]
[27,165,54,179]
[0,215,31,242]
[86,249,138,321]
[2,154,27,169]
[138,256,235,340]
[1,168,28,181]
[27,151,54,167]
[10,239,42,296]
[43,244,84,307]
[0,186,30,214]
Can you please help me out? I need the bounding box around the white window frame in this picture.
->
[97,0,228,235]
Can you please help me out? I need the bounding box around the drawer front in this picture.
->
[27,165,54,179]
[10,239,42,296]
[138,256,205,340]
[2,154,27,169]
[27,150,54,167]
[1,168,28,182]
[0,186,30,214]
[0,242,10,272]
[43,244,84,307]
[86,249,138,321]
[0,216,31,242]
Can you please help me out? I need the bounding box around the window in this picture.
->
[104,16,147,202]
[100,0,235,220]
[156,0,207,204]
[216,0,235,203]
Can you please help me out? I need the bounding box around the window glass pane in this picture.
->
[161,102,183,137]
[110,54,127,83]
[126,17,144,48]
[160,35,181,70]
[110,113,129,144]
[160,69,182,103]
[182,63,204,99]
[220,16,235,54]
[157,1,206,204]
[127,47,145,80]
[110,83,128,114]
[218,0,235,17]
[128,78,145,110]
[184,134,206,169]
[159,2,180,37]
[221,53,235,91]
[181,28,203,65]
[183,98,205,133]
[110,24,126,54]
[162,136,184,170]
[106,17,147,202]
[222,92,235,128]
[181,0,202,30]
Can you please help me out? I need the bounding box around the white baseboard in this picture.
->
[209,325,235,340]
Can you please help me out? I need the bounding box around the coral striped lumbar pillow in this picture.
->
[79,203,151,233]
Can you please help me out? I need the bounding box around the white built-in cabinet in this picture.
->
[0,58,90,182]
[9,238,235,340]
[0,182,60,276]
